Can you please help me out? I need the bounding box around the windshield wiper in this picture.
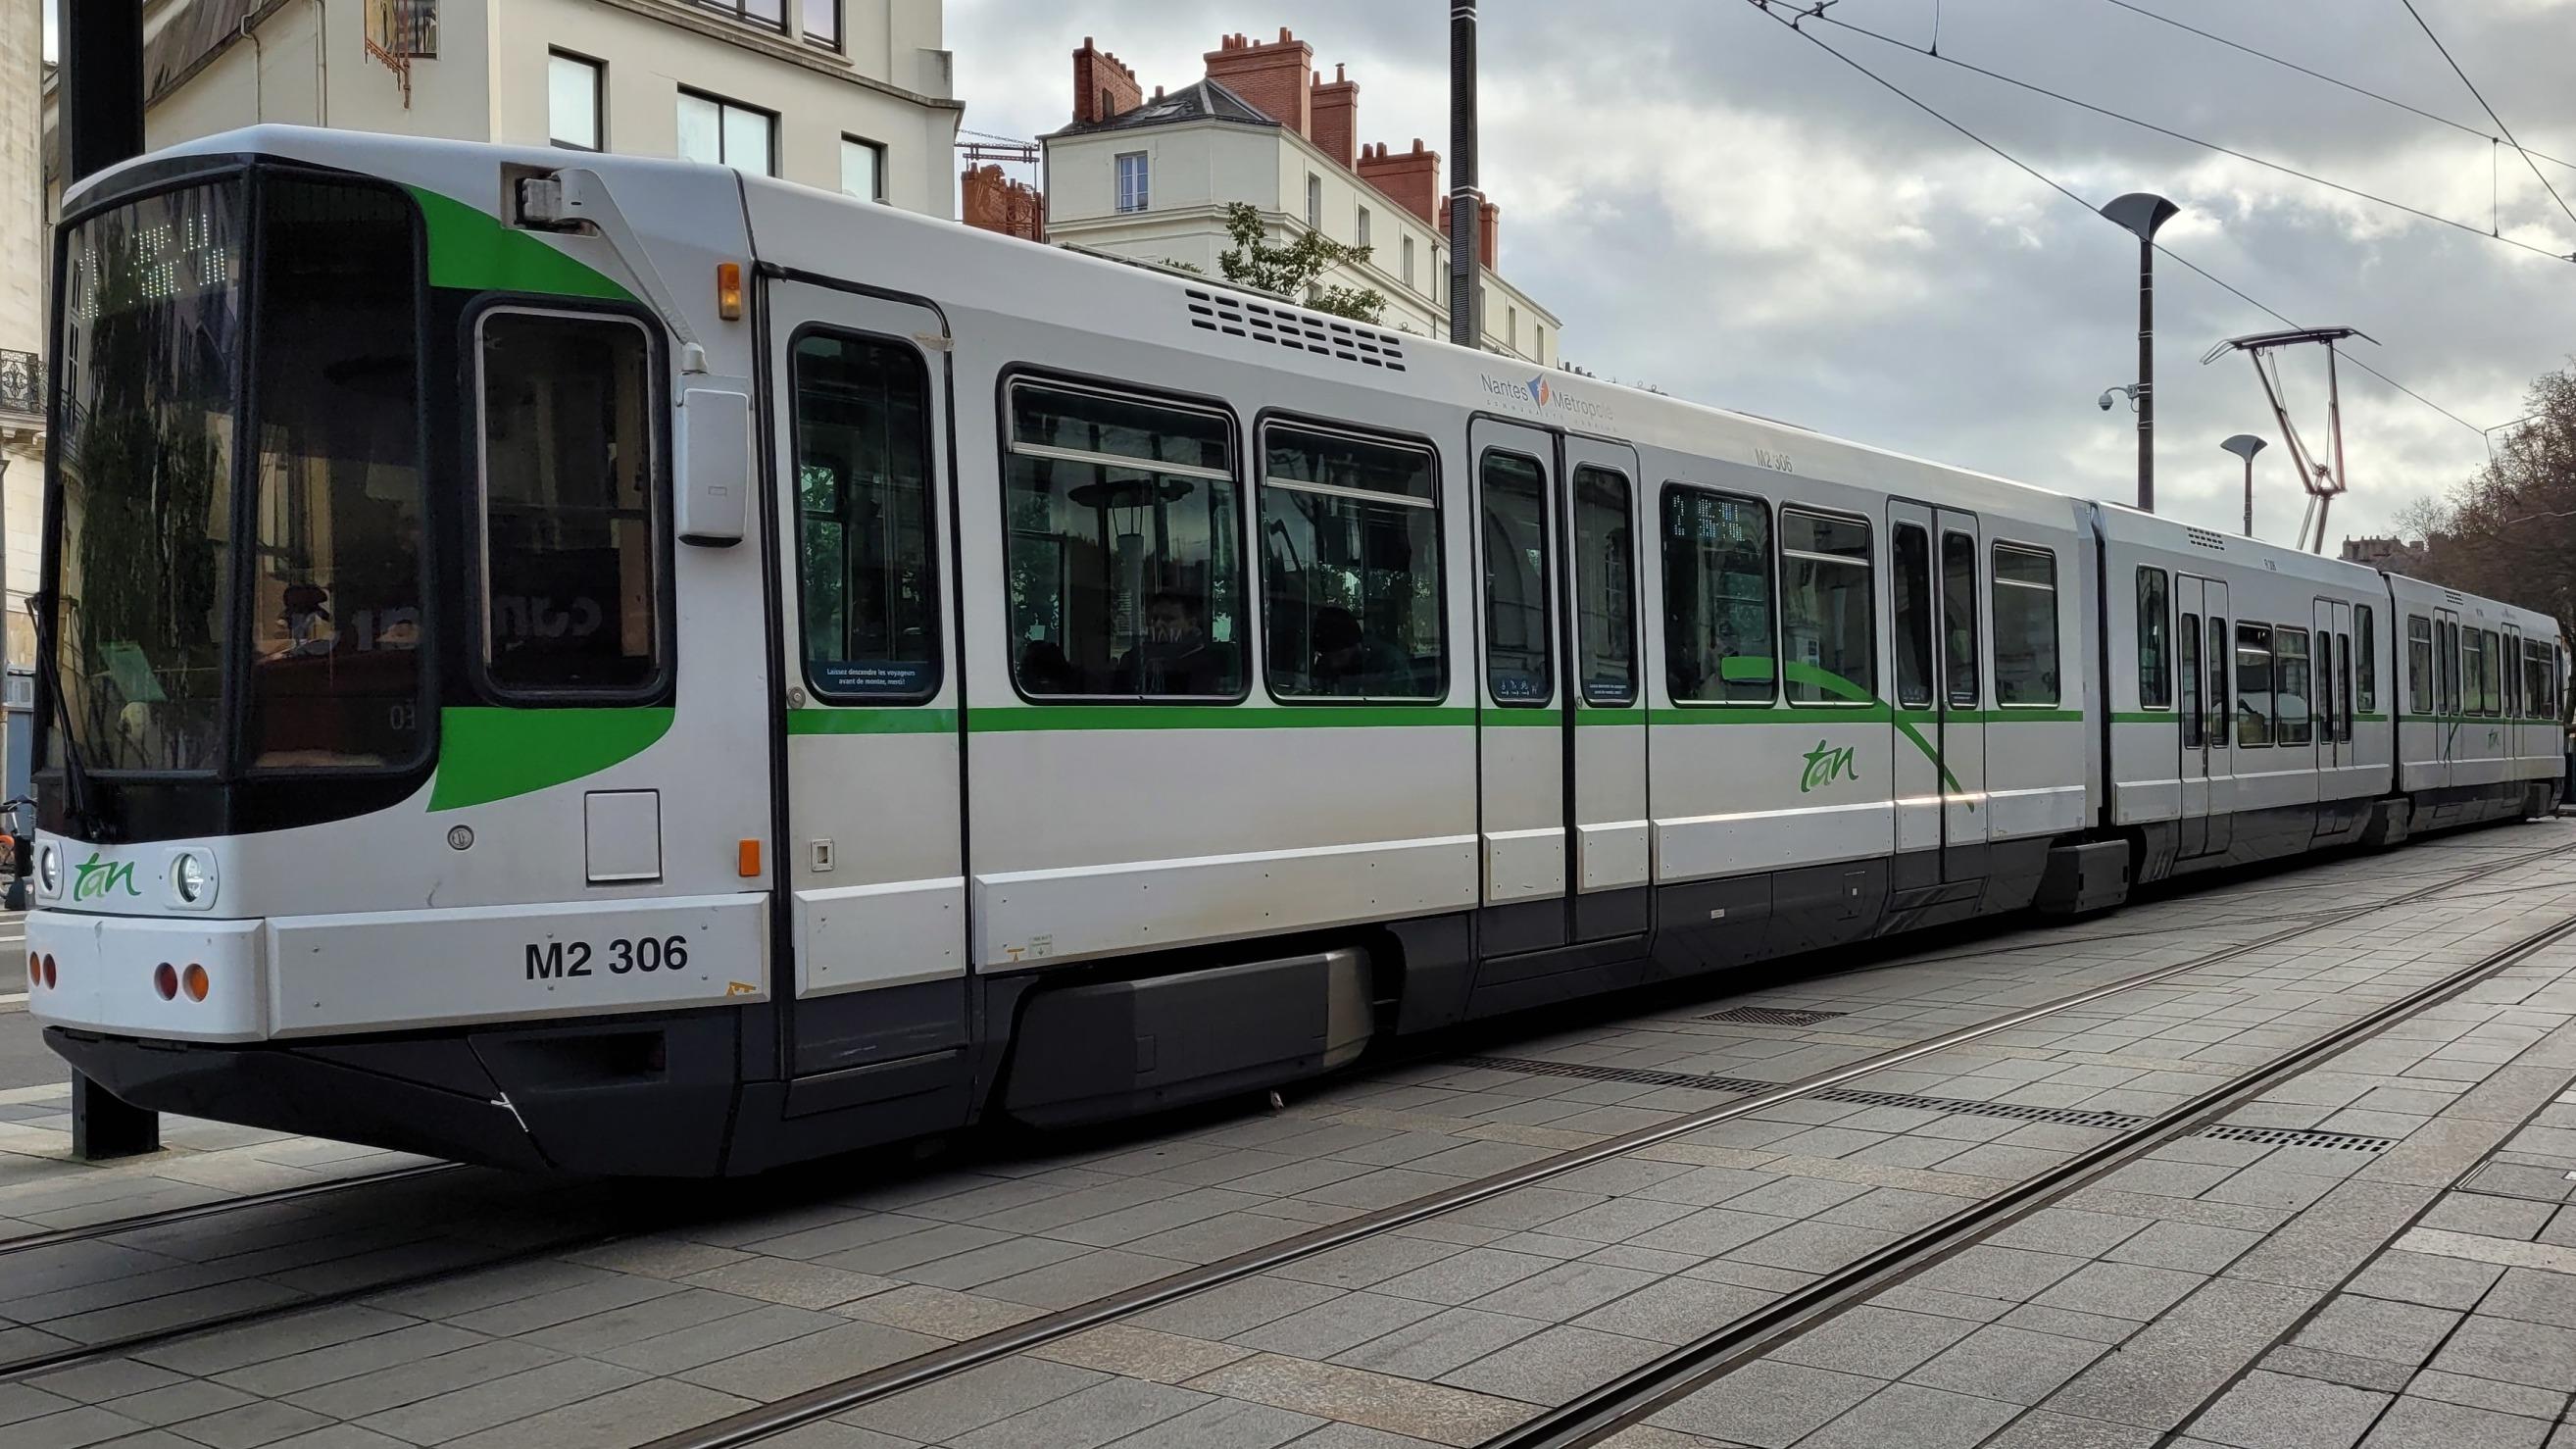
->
[26,593,109,842]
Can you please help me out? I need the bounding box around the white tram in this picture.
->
[25,129,2569,1174]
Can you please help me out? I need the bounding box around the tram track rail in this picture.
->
[0,1161,467,1260]
[1483,907,2576,1449]
[644,838,2576,1449]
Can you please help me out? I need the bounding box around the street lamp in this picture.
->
[2101,193,2181,513]
[2220,434,2267,537]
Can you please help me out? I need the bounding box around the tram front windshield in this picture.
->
[48,175,426,777]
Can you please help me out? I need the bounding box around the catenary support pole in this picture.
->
[2136,235,2155,513]
[1448,2,1479,349]
[62,0,160,1163]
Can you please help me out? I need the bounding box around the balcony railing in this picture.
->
[0,351,40,424]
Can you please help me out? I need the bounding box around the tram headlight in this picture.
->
[169,851,216,909]
[34,843,58,896]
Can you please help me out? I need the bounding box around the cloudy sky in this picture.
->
[949,0,2576,545]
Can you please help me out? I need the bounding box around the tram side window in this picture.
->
[2505,635,2522,721]
[1894,525,1933,710]
[1780,510,1875,704]
[2209,617,2230,746]
[2407,616,2433,715]
[1482,453,1553,705]
[2181,612,2204,749]
[1942,531,1978,705]
[478,309,663,693]
[1571,467,1637,705]
[1991,543,2059,706]
[2357,605,2377,713]
[2315,632,2335,742]
[2483,630,2504,716]
[2276,626,2313,745]
[2237,623,2274,747]
[1662,486,1775,704]
[1003,381,1244,699]
[1262,425,1442,701]
[792,330,938,700]
[2462,628,2486,717]
[2526,640,2552,722]
[2338,629,2354,741]
[2137,567,2171,709]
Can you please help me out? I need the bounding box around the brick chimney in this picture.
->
[1073,37,1142,126]
[1311,64,1359,169]
[1205,27,1313,134]
[962,164,1045,243]
[1357,138,1441,226]
[1441,193,1501,270]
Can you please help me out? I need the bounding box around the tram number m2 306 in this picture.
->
[524,935,692,980]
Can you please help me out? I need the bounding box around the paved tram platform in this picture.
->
[3,823,2576,1449]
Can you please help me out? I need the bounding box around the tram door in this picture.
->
[2176,575,2225,856]
[1887,502,1987,894]
[1469,419,1651,956]
[764,282,969,1084]
[2315,599,2353,778]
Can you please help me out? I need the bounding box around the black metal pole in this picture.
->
[2137,236,2155,513]
[2243,455,2254,537]
[61,0,160,1163]
[1448,1,1478,349]
[63,0,148,186]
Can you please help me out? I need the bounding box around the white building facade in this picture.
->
[1039,31,1560,366]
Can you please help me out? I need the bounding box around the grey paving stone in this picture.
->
[1329,1307,1552,1380]
[1572,1276,1773,1346]
[2259,1345,2414,1395]
[0,1405,150,1449]
[1988,1208,2151,1260]
[2478,1267,2576,1329]
[2357,1395,2552,1449]
[951,1377,1210,1449]
[2031,1261,2205,1322]
[1995,1302,2138,1345]
[1276,1424,1446,1449]
[168,1399,338,1449]
[1794,1380,2020,1449]
[1904,1323,2105,1403]
[1767,1305,1977,1379]
[2187,1369,2391,1449]
[1645,1359,1879,1447]
[1627,1208,1791,1258]
[1977,1410,2165,1449]
[2429,1315,2576,1390]
[2293,1295,2461,1366]
[1369,1249,1558,1307]
[1438,1323,1663,1403]
[1131,1277,1342,1340]
[1905,1245,2089,1304]
[438,1377,756,1449]
[2347,1250,2506,1311]
[2105,1221,2265,1272]
[1723,1221,1898,1274]
[1466,1260,1661,1323]
[95,1378,260,1427]
[1099,1397,1323,1449]
[841,1356,1103,1443]
[25,1361,192,1405]
[679,1321,944,1401]
[977,1248,1185,1310]
[2404,1369,2568,1423]
[1629,1166,1781,1207]
[1236,1291,1444,1360]
[282,1343,560,1422]
[1712,1177,1872,1220]
[595,1304,845,1376]
[1812,1186,1964,1232]
[2423,1193,2559,1241]
[348,1356,646,1445]
[1527,1197,1704,1246]
[2043,1276,2319,1430]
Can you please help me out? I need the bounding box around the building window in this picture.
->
[1781,509,1875,704]
[366,0,437,59]
[476,310,664,694]
[1115,152,1149,214]
[1002,381,1244,700]
[794,330,938,700]
[547,52,603,152]
[1262,425,1443,701]
[1356,205,1370,250]
[1991,543,2058,706]
[677,90,775,176]
[691,0,788,35]
[1306,173,1323,229]
[1401,235,1415,289]
[841,136,886,202]
[1662,486,1774,704]
[1534,324,1546,361]
[801,0,841,49]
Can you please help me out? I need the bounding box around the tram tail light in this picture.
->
[40,954,56,989]
[182,965,210,1003]
[153,963,176,1001]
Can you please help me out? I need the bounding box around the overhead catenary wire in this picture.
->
[2098,0,2576,175]
[1801,8,2576,265]
[1742,0,2488,436]
[2397,0,2576,233]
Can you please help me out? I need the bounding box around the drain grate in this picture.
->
[1810,1088,2150,1132]
[1455,1057,1777,1095]
[2196,1125,2397,1153]
[1702,1007,1850,1027]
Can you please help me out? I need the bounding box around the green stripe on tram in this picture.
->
[409,185,635,302]
[430,707,675,812]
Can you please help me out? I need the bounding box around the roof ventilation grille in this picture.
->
[1184,289,1408,372]
[2186,527,2228,552]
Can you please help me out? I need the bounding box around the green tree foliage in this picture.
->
[1214,202,1387,325]
[2401,365,2576,664]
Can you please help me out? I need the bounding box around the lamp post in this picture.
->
[1448,0,1479,349]
[2221,434,2267,538]
[2101,193,2180,513]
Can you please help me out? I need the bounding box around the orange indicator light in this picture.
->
[182,964,210,1002]
[717,262,744,321]
[737,839,762,877]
